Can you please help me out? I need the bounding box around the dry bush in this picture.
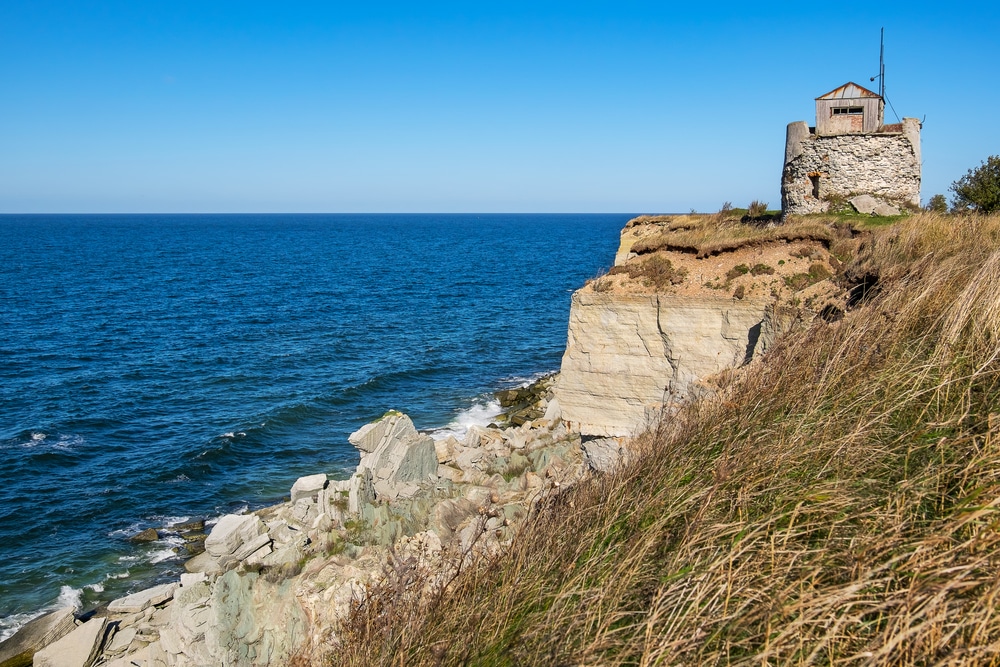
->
[331,213,1000,667]
[608,254,687,288]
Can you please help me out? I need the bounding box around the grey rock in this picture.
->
[183,551,222,575]
[290,474,327,503]
[217,532,272,570]
[582,437,626,473]
[0,607,76,667]
[874,202,901,216]
[205,514,265,558]
[849,194,880,214]
[108,583,177,615]
[129,528,159,543]
[348,411,416,453]
[32,617,106,667]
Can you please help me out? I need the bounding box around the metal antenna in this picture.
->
[870,27,885,98]
[879,27,885,99]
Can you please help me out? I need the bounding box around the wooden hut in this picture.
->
[815,82,884,135]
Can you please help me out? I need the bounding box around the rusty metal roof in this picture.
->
[816,81,881,100]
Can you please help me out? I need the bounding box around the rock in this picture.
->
[129,528,159,542]
[350,412,437,503]
[179,572,207,588]
[0,607,76,667]
[434,437,457,464]
[554,292,769,437]
[103,626,136,655]
[348,411,416,453]
[849,194,879,214]
[107,583,177,615]
[183,551,223,575]
[543,397,561,423]
[290,473,327,503]
[172,519,205,532]
[32,617,106,667]
[582,438,626,473]
[873,202,901,216]
[217,532,272,569]
[204,514,265,558]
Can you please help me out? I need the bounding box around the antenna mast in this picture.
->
[879,27,885,99]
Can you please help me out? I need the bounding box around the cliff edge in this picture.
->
[555,213,851,436]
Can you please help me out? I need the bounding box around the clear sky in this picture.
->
[1,1,997,213]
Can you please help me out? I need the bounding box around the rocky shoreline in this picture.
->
[1,374,628,667]
[1,212,842,666]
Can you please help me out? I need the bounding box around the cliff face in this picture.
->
[556,293,770,437]
[554,213,847,437]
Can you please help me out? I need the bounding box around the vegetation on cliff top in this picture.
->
[331,212,1000,666]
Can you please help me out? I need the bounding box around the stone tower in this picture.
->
[781,82,920,216]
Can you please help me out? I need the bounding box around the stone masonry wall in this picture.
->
[781,117,921,215]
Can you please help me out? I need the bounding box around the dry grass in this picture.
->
[631,217,843,258]
[608,254,688,289]
[330,212,1000,667]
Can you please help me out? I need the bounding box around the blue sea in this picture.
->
[0,213,628,639]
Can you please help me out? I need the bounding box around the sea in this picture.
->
[0,213,629,640]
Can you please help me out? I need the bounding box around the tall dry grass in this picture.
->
[332,212,1000,666]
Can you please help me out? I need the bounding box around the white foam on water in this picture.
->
[157,516,191,528]
[147,535,185,564]
[0,610,45,643]
[108,522,145,539]
[56,585,82,610]
[86,582,105,593]
[430,399,503,442]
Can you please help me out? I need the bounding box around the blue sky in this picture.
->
[1,1,997,213]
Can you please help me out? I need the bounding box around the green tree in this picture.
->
[951,156,1000,213]
[926,194,948,213]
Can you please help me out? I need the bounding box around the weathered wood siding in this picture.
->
[816,97,883,135]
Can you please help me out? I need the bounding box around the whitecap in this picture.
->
[430,398,502,441]
[86,582,105,593]
[0,611,45,643]
[56,585,82,610]
[108,522,145,539]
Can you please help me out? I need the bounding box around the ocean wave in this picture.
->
[0,584,85,643]
[429,398,503,442]
[57,585,82,611]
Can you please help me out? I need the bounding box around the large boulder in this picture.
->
[0,607,76,667]
[205,514,266,558]
[32,617,106,667]
[290,474,327,503]
[348,412,437,503]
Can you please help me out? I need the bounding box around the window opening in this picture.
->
[832,107,864,116]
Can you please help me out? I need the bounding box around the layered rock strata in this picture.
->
[556,293,772,437]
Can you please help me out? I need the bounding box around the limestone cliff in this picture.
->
[555,213,848,437]
[557,293,771,437]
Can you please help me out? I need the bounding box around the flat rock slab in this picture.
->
[205,513,265,557]
[290,473,327,503]
[32,617,106,667]
[107,583,177,614]
[0,607,76,667]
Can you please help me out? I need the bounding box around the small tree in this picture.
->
[926,194,948,213]
[951,156,1000,213]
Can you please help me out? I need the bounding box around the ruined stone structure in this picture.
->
[781,82,921,215]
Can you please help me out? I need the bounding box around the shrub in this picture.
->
[750,263,774,276]
[951,155,1000,213]
[926,194,948,213]
[747,200,768,218]
[725,264,749,281]
[609,255,687,289]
